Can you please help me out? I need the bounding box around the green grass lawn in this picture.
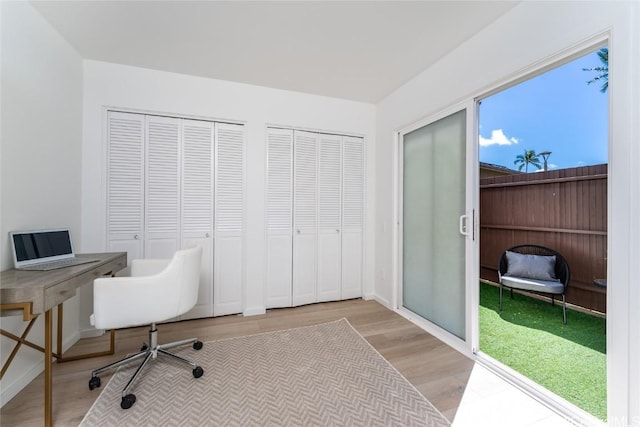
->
[479,282,607,420]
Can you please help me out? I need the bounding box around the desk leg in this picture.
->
[45,309,52,427]
[55,295,116,363]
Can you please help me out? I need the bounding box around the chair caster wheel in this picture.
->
[193,341,203,350]
[121,394,136,409]
[88,376,101,390]
[193,366,204,378]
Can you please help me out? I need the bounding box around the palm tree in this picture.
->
[583,47,608,93]
[514,149,542,172]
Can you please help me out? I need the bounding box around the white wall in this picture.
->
[80,60,377,326]
[375,1,639,424]
[0,1,83,406]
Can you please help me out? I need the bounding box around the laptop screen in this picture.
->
[11,229,74,266]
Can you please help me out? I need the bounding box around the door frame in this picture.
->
[470,35,611,426]
[393,99,479,356]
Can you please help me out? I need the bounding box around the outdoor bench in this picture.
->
[498,244,571,324]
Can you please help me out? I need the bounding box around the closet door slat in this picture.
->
[215,123,244,234]
[267,129,294,232]
[342,135,364,299]
[317,133,342,302]
[266,127,294,308]
[182,120,214,235]
[214,122,245,316]
[319,134,342,231]
[293,130,318,232]
[145,116,180,236]
[292,130,318,306]
[106,111,146,263]
[107,112,145,238]
[181,119,215,319]
[342,136,364,231]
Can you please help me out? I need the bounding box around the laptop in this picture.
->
[10,228,99,271]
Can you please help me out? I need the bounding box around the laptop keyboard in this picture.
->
[20,258,99,271]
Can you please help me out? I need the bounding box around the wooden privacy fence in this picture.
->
[480,164,607,313]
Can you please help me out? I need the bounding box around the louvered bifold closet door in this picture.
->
[180,119,214,319]
[144,115,181,259]
[341,136,364,299]
[266,128,294,308]
[317,133,342,302]
[214,123,245,316]
[107,111,145,263]
[292,130,318,306]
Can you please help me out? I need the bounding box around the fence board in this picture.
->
[480,164,607,313]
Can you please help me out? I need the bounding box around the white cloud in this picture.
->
[479,129,519,147]
[535,164,558,172]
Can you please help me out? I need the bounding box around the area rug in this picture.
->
[81,319,450,426]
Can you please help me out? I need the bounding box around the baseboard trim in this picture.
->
[80,327,105,339]
[0,357,44,408]
[62,330,81,351]
[243,306,266,317]
[369,294,391,309]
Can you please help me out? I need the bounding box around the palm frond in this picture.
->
[583,48,608,93]
[600,81,608,93]
[597,48,608,64]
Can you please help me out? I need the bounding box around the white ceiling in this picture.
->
[31,1,518,103]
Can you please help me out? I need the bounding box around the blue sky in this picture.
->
[479,49,609,172]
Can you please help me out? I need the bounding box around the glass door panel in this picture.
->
[401,109,467,339]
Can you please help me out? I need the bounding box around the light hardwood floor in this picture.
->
[1,299,474,426]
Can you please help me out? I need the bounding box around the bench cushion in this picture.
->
[501,275,565,295]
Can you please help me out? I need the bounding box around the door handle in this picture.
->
[459,214,472,237]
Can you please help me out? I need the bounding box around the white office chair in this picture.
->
[87,246,204,410]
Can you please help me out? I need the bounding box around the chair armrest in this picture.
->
[130,258,171,277]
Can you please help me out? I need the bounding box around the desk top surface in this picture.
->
[1,253,126,289]
[1,252,127,315]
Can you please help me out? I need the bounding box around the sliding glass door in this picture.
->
[398,105,475,345]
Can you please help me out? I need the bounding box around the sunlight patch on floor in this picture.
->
[452,364,575,426]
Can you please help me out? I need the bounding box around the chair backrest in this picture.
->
[498,244,571,286]
[150,246,203,319]
[169,246,203,316]
[92,246,203,329]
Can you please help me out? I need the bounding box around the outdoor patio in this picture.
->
[478,164,608,421]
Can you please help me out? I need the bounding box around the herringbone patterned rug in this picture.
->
[81,319,450,426]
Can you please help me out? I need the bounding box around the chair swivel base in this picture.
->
[88,323,204,409]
